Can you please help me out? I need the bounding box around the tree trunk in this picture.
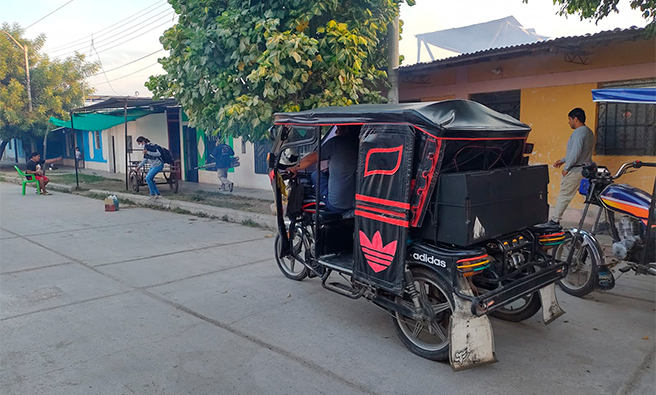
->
[0,140,9,162]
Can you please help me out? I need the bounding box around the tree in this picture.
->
[0,23,98,159]
[526,1,655,32]
[147,0,414,141]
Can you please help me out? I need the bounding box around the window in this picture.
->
[7,140,11,150]
[253,141,271,174]
[470,90,521,120]
[242,139,247,154]
[596,102,655,156]
[94,131,101,149]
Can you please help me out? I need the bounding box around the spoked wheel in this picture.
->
[129,172,140,193]
[274,227,310,281]
[169,173,179,193]
[490,291,541,322]
[390,267,454,361]
[555,234,599,297]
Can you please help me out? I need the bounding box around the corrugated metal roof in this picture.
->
[400,27,647,73]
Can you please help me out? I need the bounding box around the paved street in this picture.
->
[1,182,654,395]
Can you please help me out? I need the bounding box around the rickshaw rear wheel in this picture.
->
[489,291,541,322]
[390,267,454,361]
[274,231,309,281]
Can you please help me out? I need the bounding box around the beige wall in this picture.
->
[399,38,656,207]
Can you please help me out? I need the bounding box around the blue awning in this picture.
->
[592,88,656,104]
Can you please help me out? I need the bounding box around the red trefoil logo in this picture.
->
[359,231,397,273]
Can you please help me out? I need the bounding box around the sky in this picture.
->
[2,0,649,97]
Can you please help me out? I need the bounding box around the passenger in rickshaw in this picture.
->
[288,125,359,213]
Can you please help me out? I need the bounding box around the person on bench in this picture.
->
[289,125,359,213]
[25,152,62,195]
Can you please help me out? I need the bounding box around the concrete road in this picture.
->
[1,183,654,395]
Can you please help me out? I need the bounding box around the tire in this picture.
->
[129,172,140,193]
[390,266,454,361]
[170,173,179,193]
[274,232,309,281]
[555,233,599,297]
[490,292,542,322]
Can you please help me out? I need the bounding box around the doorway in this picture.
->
[183,126,198,182]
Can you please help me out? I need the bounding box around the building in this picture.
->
[399,27,656,208]
[46,96,272,191]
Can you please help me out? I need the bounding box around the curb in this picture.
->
[88,189,278,230]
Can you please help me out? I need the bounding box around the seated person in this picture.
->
[25,152,62,195]
[289,125,359,213]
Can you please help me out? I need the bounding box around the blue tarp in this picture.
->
[592,88,656,104]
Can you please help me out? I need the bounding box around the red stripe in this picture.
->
[540,232,565,238]
[355,210,409,227]
[410,139,442,227]
[364,254,392,267]
[356,194,410,210]
[362,246,395,260]
[356,203,406,218]
[456,254,489,263]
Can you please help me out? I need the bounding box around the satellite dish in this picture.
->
[135,91,140,97]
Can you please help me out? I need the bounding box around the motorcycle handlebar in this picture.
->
[613,161,656,179]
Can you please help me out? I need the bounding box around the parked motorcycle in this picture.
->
[556,160,656,297]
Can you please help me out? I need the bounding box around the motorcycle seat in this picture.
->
[529,223,562,234]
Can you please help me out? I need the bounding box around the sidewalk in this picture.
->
[0,161,599,232]
[0,163,278,230]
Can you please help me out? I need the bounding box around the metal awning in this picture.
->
[592,88,656,104]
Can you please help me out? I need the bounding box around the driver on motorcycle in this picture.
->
[288,125,359,213]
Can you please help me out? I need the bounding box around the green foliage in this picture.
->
[0,23,99,143]
[147,0,414,141]
[525,1,655,31]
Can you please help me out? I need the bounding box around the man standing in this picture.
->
[211,139,234,192]
[25,152,62,195]
[548,108,595,225]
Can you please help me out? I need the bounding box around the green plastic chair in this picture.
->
[14,166,40,195]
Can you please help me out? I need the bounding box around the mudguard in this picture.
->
[449,277,498,371]
[538,283,565,325]
[567,228,612,290]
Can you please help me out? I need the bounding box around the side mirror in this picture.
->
[524,143,534,154]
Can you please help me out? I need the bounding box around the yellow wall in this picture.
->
[521,84,656,208]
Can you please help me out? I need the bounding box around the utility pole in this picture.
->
[387,14,400,104]
[1,30,32,112]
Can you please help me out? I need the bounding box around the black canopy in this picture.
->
[274,99,531,137]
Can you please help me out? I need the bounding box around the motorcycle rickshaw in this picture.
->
[268,100,571,371]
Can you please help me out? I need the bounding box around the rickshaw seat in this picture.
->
[302,198,344,221]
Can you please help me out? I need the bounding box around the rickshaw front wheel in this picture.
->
[489,291,542,322]
[391,266,454,361]
[274,231,309,281]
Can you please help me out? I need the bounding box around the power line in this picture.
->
[26,0,76,30]
[95,18,176,55]
[91,62,160,87]
[89,49,164,77]
[92,44,122,95]
[53,13,175,58]
[49,7,172,56]
[45,0,166,51]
